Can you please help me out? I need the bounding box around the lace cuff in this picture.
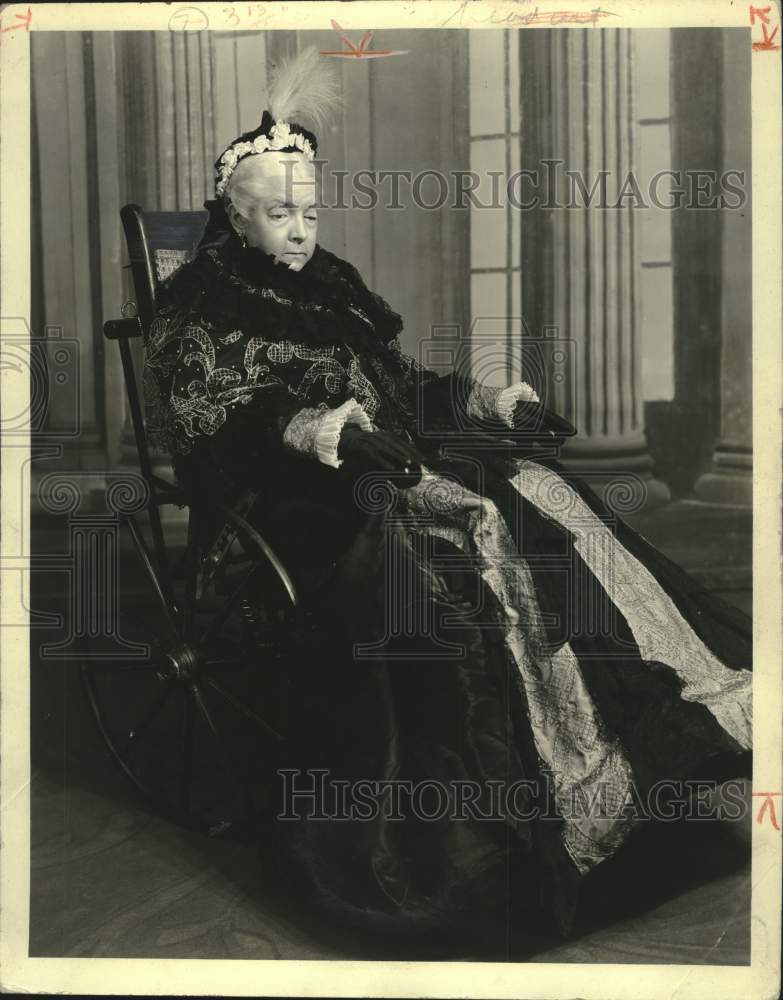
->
[496,382,540,426]
[466,381,540,427]
[282,399,373,469]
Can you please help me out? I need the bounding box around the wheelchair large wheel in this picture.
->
[79,498,307,838]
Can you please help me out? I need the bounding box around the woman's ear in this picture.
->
[226,201,246,239]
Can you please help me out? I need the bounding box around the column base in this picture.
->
[693,447,752,507]
[559,434,671,513]
[117,433,189,533]
[31,438,108,515]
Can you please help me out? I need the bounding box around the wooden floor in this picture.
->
[29,762,752,963]
[28,499,753,963]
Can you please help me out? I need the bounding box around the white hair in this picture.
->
[226,153,317,223]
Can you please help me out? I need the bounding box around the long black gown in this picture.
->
[144,229,752,941]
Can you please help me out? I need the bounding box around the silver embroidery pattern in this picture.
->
[298,357,347,398]
[510,460,753,749]
[210,257,325,314]
[347,303,376,328]
[397,472,639,875]
[367,353,402,400]
[346,351,381,420]
[153,248,191,283]
[266,341,336,364]
[466,381,504,420]
[144,316,356,455]
[144,319,284,452]
[387,336,433,378]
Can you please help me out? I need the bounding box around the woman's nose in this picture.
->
[288,215,307,243]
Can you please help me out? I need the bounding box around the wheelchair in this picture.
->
[81,204,305,839]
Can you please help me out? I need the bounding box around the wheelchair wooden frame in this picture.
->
[80,204,301,836]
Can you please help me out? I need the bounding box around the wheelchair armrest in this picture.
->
[104,317,144,341]
[210,501,299,610]
[148,474,188,507]
[183,493,299,611]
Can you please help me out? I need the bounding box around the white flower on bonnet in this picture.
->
[215,46,340,198]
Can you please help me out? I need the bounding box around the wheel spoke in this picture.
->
[204,675,284,743]
[180,689,194,814]
[119,682,177,757]
[188,681,231,767]
[169,545,190,581]
[147,500,174,599]
[81,659,161,673]
[180,513,201,640]
[200,564,259,644]
[82,494,298,836]
[189,681,256,820]
[201,634,245,658]
[123,515,180,637]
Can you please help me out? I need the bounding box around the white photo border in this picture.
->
[1,2,780,997]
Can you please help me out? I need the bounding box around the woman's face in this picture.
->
[227,153,318,271]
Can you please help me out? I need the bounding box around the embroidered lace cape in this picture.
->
[144,235,752,941]
[145,237,455,463]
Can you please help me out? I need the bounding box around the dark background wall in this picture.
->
[30,27,751,508]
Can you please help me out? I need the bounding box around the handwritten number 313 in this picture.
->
[223,5,266,27]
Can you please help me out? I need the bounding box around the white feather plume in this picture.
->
[268,45,340,129]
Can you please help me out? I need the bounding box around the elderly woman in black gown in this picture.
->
[144,48,752,941]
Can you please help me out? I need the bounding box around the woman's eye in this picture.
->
[305,215,317,224]
[269,212,287,221]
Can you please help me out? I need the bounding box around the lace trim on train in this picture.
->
[509,460,752,750]
[397,472,640,875]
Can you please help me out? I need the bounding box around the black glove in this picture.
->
[337,424,425,489]
[446,403,576,468]
[508,400,577,446]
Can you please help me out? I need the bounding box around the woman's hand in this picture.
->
[456,399,577,456]
[508,400,577,444]
[337,425,425,488]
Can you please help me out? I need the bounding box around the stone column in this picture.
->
[519,29,669,511]
[31,32,105,510]
[113,31,218,475]
[693,31,752,507]
[120,30,217,214]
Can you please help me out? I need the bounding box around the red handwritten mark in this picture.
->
[319,20,407,59]
[749,4,772,24]
[1,6,32,33]
[753,22,780,49]
[442,1,616,28]
[751,792,782,829]
[750,4,781,50]
[525,8,615,25]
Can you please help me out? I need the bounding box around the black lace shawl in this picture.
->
[143,233,471,495]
